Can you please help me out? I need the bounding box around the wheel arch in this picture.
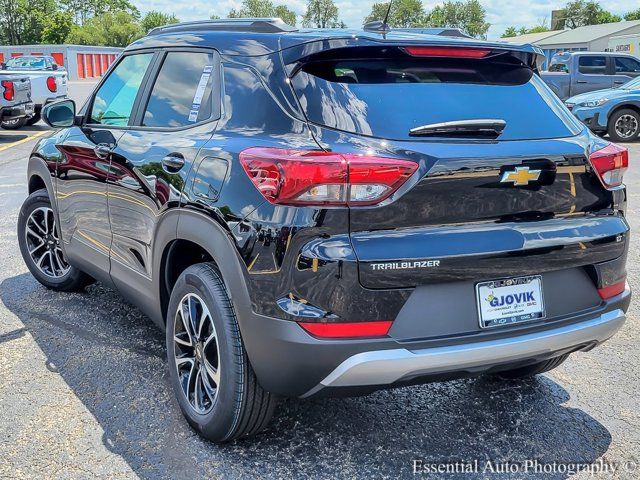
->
[27,156,55,197]
[155,210,254,331]
[607,102,640,124]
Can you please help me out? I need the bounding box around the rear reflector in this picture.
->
[589,143,628,189]
[597,279,626,300]
[404,46,491,58]
[1,80,14,101]
[298,321,393,339]
[240,147,418,206]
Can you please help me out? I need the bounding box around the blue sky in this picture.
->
[134,0,635,39]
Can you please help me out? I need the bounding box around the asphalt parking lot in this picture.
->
[0,83,639,479]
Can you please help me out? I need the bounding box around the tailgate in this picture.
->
[288,41,628,289]
[348,134,628,289]
[3,76,31,105]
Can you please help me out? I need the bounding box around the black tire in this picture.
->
[607,108,640,143]
[25,112,41,126]
[166,263,276,442]
[18,189,94,292]
[1,116,28,129]
[493,354,570,380]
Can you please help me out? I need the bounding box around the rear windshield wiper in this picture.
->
[409,119,506,138]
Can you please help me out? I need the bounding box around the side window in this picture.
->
[89,53,154,126]
[578,56,607,75]
[142,51,217,128]
[615,57,640,74]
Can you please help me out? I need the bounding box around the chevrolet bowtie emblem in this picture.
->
[500,167,541,186]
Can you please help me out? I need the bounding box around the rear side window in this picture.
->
[90,53,154,126]
[143,51,216,128]
[615,57,640,74]
[292,49,582,141]
[578,56,607,75]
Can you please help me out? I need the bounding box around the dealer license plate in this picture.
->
[476,275,545,329]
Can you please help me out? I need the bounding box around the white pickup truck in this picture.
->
[0,75,35,129]
[0,55,68,128]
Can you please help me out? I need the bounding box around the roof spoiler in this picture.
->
[395,27,471,38]
[282,38,546,76]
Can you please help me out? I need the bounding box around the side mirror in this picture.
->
[42,99,77,128]
[0,63,6,70]
[52,64,59,71]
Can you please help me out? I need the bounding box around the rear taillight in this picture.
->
[298,321,393,339]
[46,76,57,92]
[240,147,418,206]
[589,143,628,189]
[598,279,626,300]
[1,80,14,101]
[404,46,491,58]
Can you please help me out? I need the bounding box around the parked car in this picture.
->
[19,19,631,442]
[541,51,640,100]
[0,75,34,129]
[0,55,68,128]
[565,76,640,142]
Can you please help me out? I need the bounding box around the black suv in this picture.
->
[19,19,631,442]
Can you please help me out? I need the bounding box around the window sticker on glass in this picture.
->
[189,65,214,122]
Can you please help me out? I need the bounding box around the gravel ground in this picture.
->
[0,87,638,479]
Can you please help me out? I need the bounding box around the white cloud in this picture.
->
[134,0,634,39]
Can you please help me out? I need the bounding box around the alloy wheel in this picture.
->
[24,206,70,278]
[615,114,639,139]
[173,293,221,415]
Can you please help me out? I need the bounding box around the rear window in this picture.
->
[292,50,581,141]
[548,62,569,73]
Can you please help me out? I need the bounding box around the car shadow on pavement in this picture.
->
[0,274,613,479]
[0,133,30,143]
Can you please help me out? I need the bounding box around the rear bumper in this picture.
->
[0,102,34,120]
[242,285,630,398]
[302,307,625,397]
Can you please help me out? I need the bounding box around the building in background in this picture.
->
[0,45,123,81]
[609,33,640,57]
[501,20,640,69]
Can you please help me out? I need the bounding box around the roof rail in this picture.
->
[148,18,298,36]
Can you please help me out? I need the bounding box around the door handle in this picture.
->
[94,143,113,160]
[614,81,624,84]
[162,153,185,173]
[576,80,587,84]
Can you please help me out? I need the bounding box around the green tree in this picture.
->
[502,22,550,38]
[41,10,75,43]
[557,1,622,29]
[364,0,426,28]
[502,26,518,38]
[625,9,640,21]
[60,0,139,26]
[528,25,550,33]
[427,0,490,39]
[141,11,179,33]
[66,10,144,47]
[302,0,342,28]
[273,5,296,26]
[228,0,296,26]
[0,0,57,44]
[595,10,621,24]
